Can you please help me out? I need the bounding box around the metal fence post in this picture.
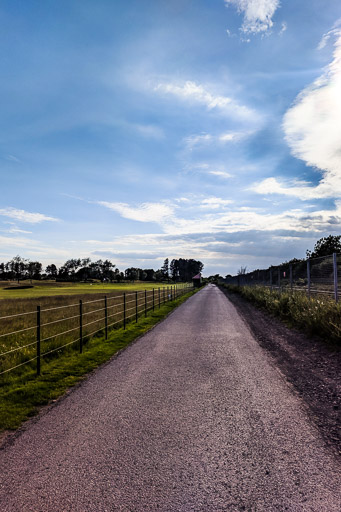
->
[307,259,311,299]
[123,292,126,329]
[104,296,108,340]
[333,253,338,303]
[135,291,138,322]
[145,290,147,317]
[79,300,83,353]
[36,305,41,376]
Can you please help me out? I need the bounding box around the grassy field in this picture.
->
[0,287,198,432]
[0,280,170,300]
[222,284,341,343]
[0,282,190,379]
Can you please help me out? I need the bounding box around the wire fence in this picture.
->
[0,284,193,379]
[225,253,341,302]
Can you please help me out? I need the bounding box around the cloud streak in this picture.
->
[154,80,256,120]
[97,201,174,223]
[0,207,58,224]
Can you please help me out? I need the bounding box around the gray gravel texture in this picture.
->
[0,284,340,511]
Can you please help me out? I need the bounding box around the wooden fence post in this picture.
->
[36,305,41,376]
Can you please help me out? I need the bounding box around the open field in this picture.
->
[0,283,191,380]
[0,287,197,431]
[0,280,170,300]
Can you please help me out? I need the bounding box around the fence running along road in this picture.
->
[225,252,341,302]
[0,284,193,379]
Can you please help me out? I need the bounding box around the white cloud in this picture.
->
[317,20,341,50]
[97,201,174,223]
[154,80,256,120]
[183,130,251,150]
[184,133,212,150]
[251,177,323,200]
[0,207,58,223]
[6,227,33,234]
[279,22,287,36]
[209,170,233,179]
[183,162,233,179]
[200,197,233,209]
[225,0,280,34]
[280,33,341,199]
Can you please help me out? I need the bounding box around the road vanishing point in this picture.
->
[0,284,340,511]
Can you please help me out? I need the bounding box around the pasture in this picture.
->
[0,281,189,381]
[0,280,168,300]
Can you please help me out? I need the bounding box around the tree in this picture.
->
[6,256,28,282]
[27,261,42,281]
[237,266,247,275]
[46,264,58,278]
[143,269,156,281]
[306,235,341,259]
[125,267,139,281]
[170,259,179,281]
[161,258,169,281]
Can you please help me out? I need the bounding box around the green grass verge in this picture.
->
[222,284,341,344]
[0,289,198,433]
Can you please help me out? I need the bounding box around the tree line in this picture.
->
[0,256,203,283]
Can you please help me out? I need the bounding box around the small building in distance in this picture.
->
[192,273,202,288]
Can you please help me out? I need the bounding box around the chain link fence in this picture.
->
[225,253,340,302]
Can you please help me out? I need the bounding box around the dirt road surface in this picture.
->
[0,284,340,511]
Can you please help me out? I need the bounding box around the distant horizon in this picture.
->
[1,1,341,276]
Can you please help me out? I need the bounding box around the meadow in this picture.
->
[0,280,167,300]
[0,285,197,431]
[0,281,189,381]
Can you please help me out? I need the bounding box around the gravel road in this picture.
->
[0,284,340,511]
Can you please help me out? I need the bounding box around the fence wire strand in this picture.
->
[0,285,193,377]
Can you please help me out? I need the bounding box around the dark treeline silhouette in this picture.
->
[0,256,203,283]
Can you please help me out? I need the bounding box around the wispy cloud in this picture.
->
[154,80,256,120]
[183,130,251,150]
[200,197,233,209]
[97,201,174,223]
[225,0,281,34]
[185,162,233,179]
[6,154,21,163]
[317,19,341,50]
[0,207,59,223]
[209,170,233,179]
[184,133,212,151]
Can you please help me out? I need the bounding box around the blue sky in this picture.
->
[1,0,341,276]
